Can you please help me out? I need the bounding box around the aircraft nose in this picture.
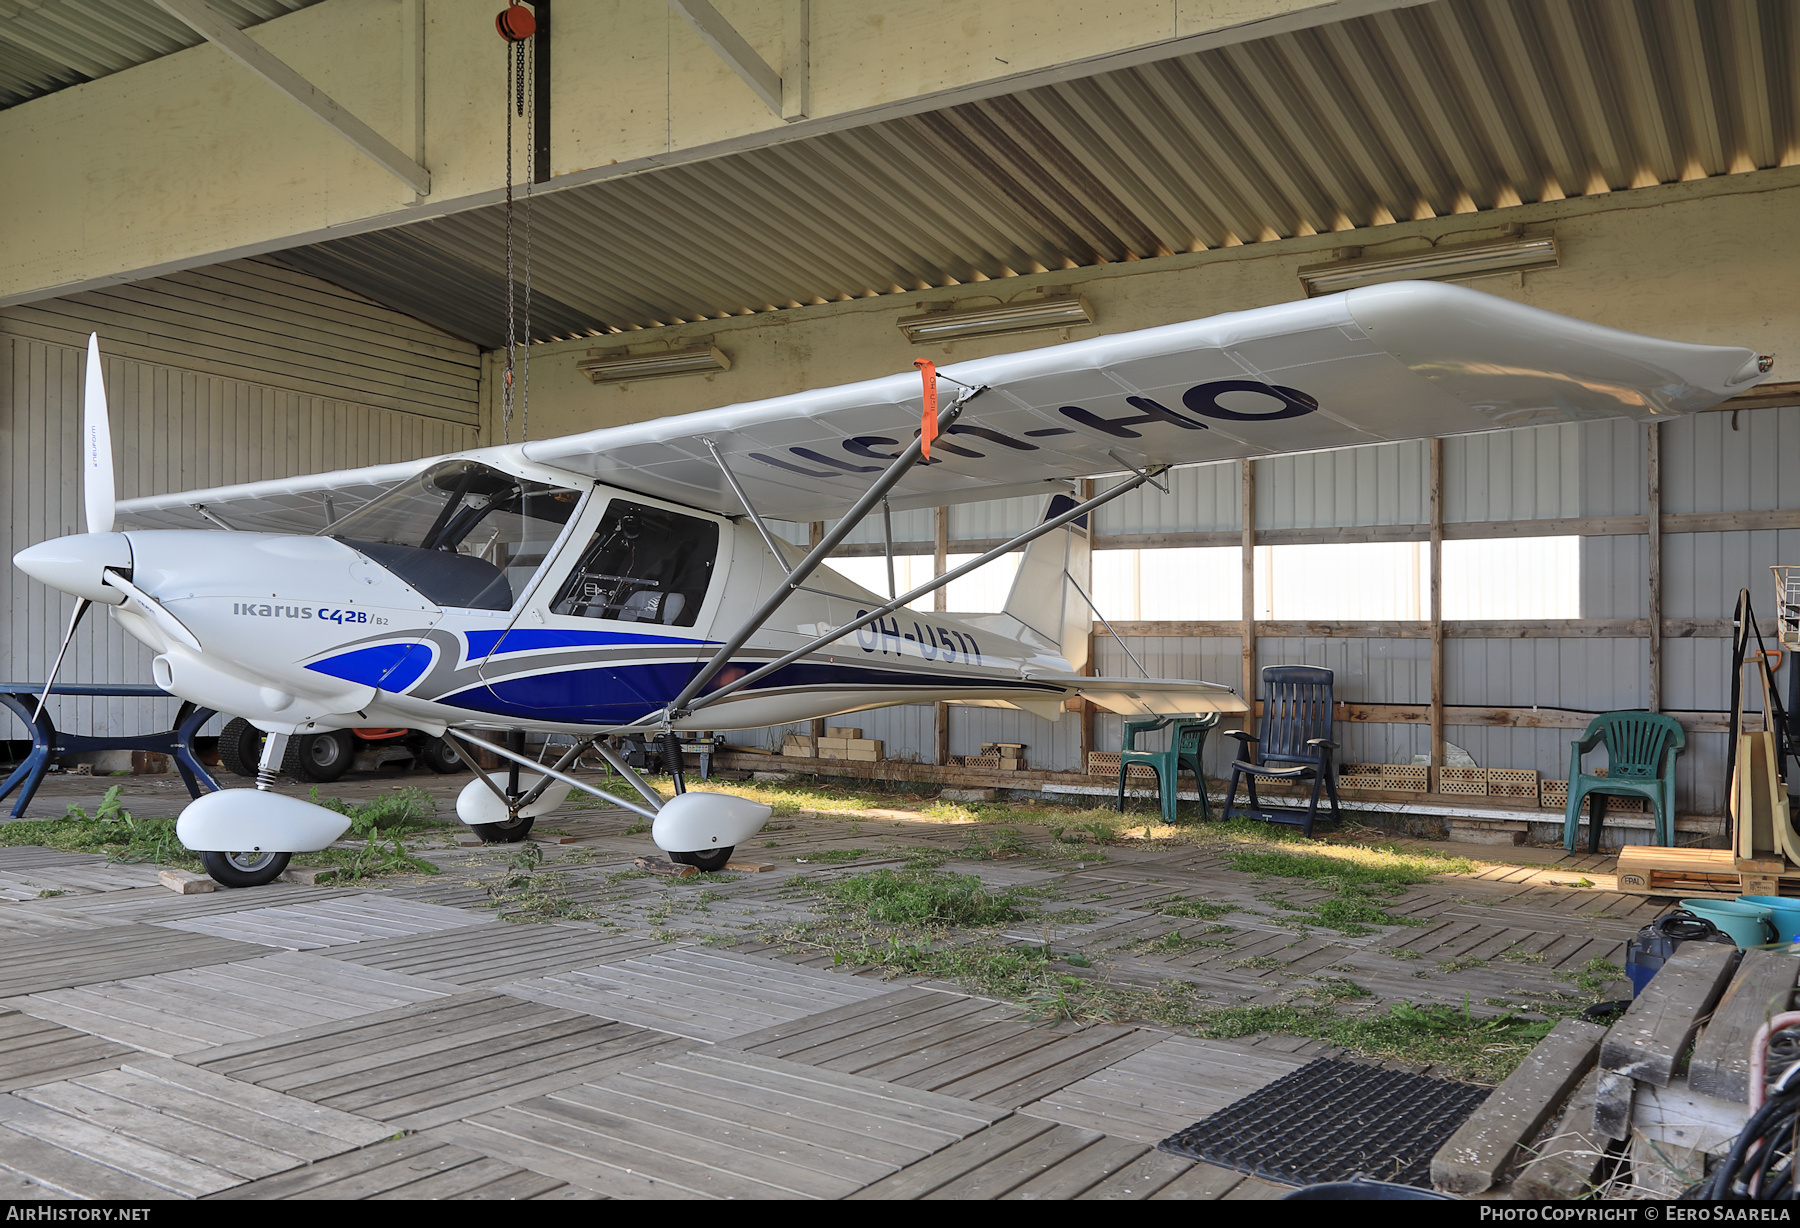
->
[12,533,132,605]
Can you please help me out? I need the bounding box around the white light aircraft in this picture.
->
[12,282,1772,886]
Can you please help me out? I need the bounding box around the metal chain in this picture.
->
[501,37,516,445]
[521,38,532,443]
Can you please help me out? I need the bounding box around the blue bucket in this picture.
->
[1681,898,1775,948]
[1737,896,1800,944]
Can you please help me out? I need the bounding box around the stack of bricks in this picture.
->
[780,727,883,762]
[980,743,1026,772]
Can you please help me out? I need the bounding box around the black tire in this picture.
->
[293,730,354,783]
[217,717,263,778]
[472,815,536,843]
[419,737,465,774]
[670,846,734,872]
[201,849,291,888]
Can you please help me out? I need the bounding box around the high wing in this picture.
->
[117,281,1768,530]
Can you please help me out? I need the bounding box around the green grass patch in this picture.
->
[0,787,199,870]
[308,786,441,835]
[1149,896,1233,921]
[793,849,869,863]
[1222,845,1475,888]
[817,868,1037,929]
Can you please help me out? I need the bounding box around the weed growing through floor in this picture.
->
[1221,843,1473,936]
[1149,896,1233,921]
[1132,932,1233,956]
[480,843,597,923]
[817,868,1038,928]
[792,849,869,863]
[0,787,200,870]
[308,786,440,835]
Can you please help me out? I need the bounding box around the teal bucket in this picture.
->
[1681,899,1776,948]
[1738,896,1800,943]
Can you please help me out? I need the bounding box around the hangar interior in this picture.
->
[4,0,1798,847]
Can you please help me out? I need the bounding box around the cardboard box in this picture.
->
[826,727,862,739]
[816,737,849,751]
[847,749,879,761]
[847,738,880,751]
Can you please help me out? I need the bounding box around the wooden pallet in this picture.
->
[1614,846,1767,898]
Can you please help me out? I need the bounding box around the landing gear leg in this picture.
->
[200,731,294,888]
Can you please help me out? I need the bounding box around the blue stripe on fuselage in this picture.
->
[440,658,1044,725]
[463,627,712,662]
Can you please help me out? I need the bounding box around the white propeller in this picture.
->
[83,332,115,535]
[33,334,118,721]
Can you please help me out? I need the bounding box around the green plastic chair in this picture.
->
[1117,714,1219,824]
[1562,711,1685,853]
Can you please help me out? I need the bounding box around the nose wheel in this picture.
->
[471,815,536,843]
[669,846,734,872]
[200,849,291,888]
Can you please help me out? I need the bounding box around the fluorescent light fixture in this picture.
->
[898,295,1094,344]
[1296,233,1559,297]
[578,345,730,383]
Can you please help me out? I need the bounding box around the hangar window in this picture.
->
[1095,548,1240,620]
[550,500,718,627]
[824,555,938,611]
[1442,536,1580,620]
[1085,538,1579,621]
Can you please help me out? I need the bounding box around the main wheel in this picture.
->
[471,815,536,843]
[201,849,292,888]
[419,737,465,774]
[669,846,734,872]
[293,730,354,783]
[217,717,263,778]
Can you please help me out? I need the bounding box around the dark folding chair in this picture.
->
[1223,665,1341,837]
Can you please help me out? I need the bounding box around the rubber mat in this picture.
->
[1156,1056,1490,1188]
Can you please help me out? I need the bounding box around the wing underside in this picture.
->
[116,281,1768,531]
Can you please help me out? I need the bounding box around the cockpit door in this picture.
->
[475,493,733,722]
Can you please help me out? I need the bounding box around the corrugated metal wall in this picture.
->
[2,260,481,742]
[739,407,1798,813]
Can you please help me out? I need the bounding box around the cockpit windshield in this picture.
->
[322,460,581,611]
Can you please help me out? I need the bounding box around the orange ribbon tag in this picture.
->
[914,358,937,459]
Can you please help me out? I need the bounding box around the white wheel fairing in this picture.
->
[651,791,772,855]
[454,775,573,826]
[177,789,354,852]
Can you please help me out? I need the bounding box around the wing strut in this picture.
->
[673,463,1167,718]
[667,384,983,717]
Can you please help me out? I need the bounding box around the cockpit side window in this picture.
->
[324,460,580,611]
[550,501,718,627]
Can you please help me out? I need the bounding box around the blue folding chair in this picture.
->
[1222,665,1341,837]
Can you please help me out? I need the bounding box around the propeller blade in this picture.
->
[32,597,92,723]
[83,333,115,535]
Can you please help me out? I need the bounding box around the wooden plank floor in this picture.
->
[204,1135,589,1200]
[1021,1036,1310,1142]
[0,1010,136,1093]
[193,992,696,1131]
[321,924,669,986]
[156,896,494,949]
[0,795,1638,1200]
[0,926,272,997]
[430,1049,1008,1199]
[497,947,897,1043]
[0,1058,391,1199]
[728,985,1162,1108]
[4,953,456,1057]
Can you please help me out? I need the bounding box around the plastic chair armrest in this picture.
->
[1225,730,1258,744]
[1305,738,1338,750]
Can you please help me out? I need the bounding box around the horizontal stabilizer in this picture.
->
[1024,672,1248,718]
